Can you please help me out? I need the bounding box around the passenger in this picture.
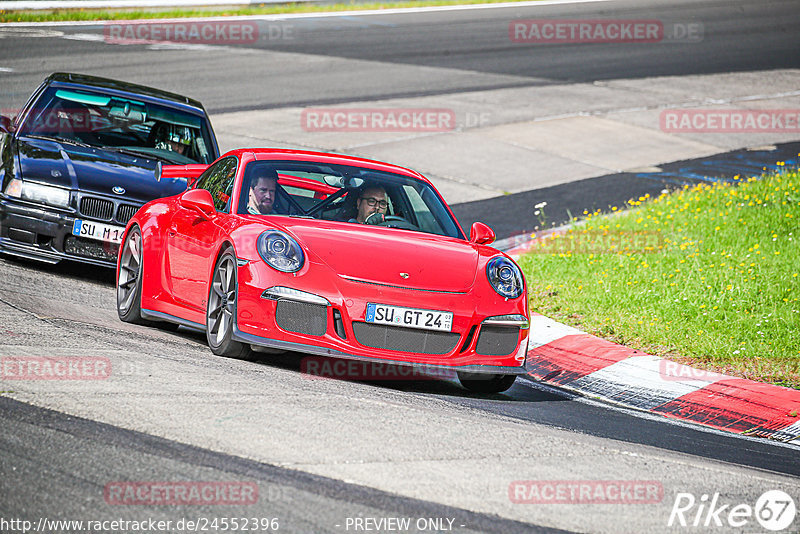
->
[247,170,278,215]
[355,185,388,223]
[154,124,192,155]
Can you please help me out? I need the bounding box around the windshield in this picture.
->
[237,160,464,239]
[18,86,215,164]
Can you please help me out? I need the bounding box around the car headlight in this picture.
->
[486,256,524,299]
[257,229,305,273]
[4,178,22,198]
[23,182,70,208]
[5,179,70,208]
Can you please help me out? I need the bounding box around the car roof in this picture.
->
[45,72,205,111]
[226,148,433,186]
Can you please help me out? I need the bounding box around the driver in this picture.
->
[355,185,388,223]
[154,124,192,156]
[247,170,278,215]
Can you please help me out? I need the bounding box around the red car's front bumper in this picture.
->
[232,260,529,375]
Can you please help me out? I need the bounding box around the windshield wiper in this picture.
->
[101,145,186,164]
[101,146,158,159]
[26,134,94,149]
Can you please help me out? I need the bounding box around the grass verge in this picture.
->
[1,0,537,23]
[518,164,800,389]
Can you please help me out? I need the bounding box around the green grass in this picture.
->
[519,164,800,389]
[0,0,538,23]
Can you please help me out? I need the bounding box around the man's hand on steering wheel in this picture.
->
[365,212,418,230]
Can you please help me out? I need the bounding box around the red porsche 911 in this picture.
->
[116,148,529,393]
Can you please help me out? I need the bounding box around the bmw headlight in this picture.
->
[4,178,22,198]
[257,229,305,273]
[486,256,524,299]
[5,179,70,208]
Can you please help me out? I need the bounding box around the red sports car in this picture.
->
[116,148,529,393]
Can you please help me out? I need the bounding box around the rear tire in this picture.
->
[206,248,254,360]
[117,226,147,324]
[457,372,517,394]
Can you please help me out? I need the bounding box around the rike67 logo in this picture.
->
[669,490,796,531]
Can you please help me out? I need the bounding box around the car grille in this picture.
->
[475,326,520,356]
[79,196,114,221]
[275,300,327,336]
[115,204,139,224]
[352,322,460,355]
[78,196,141,225]
[63,235,119,262]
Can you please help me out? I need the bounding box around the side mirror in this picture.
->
[470,222,495,245]
[179,188,216,219]
[0,115,14,134]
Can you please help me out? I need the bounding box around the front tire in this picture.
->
[206,248,253,360]
[457,372,517,394]
[117,226,146,324]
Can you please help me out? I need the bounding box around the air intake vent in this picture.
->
[352,322,459,355]
[332,308,347,339]
[275,300,327,336]
[459,325,477,353]
[79,196,113,221]
[64,235,118,261]
[475,326,520,356]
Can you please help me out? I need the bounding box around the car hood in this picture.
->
[16,136,187,203]
[284,221,479,293]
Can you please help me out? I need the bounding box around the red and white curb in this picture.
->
[525,315,800,442]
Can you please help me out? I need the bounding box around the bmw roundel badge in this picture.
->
[112,186,126,195]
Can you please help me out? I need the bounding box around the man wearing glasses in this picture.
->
[355,185,389,223]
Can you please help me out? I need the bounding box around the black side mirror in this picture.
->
[0,116,14,134]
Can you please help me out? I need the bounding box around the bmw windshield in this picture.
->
[18,86,215,164]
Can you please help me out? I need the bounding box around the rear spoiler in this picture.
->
[155,162,209,188]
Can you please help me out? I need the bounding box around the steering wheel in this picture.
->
[365,213,419,230]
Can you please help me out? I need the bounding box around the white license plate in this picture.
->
[71,219,125,244]
[365,303,453,332]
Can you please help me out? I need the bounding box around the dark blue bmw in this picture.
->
[0,72,219,267]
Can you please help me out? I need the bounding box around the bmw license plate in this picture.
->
[72,219,125,245]
[365,303,453,332]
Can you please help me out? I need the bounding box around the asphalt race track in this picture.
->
[1,0,799,112]
[1,256,799,533]
[1,0,800,532]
